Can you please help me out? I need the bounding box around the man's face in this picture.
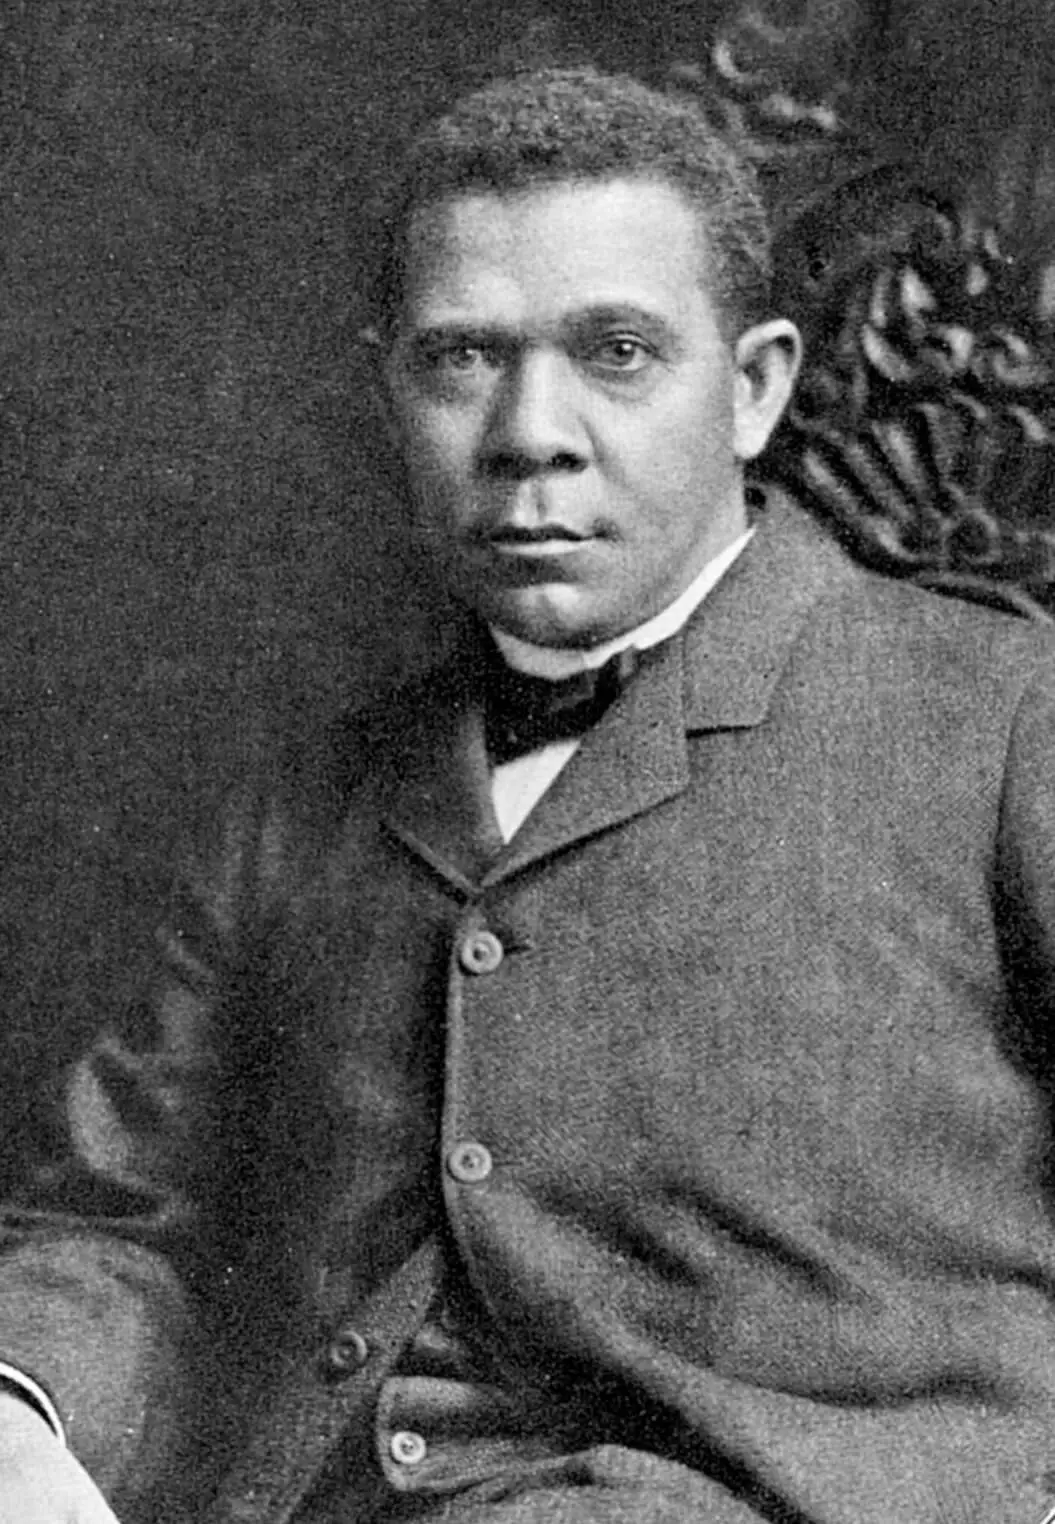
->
[384,177,796,647]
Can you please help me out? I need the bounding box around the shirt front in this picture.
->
[488,529,753,841]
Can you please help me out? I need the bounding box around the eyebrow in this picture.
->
[404,303,682,349]
[566,305,682,352]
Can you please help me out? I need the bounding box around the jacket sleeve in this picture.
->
[0,788,271,1512]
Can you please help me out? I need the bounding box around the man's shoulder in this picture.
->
[183,661,455,919]
[700,492,1055,729]
[829,553,1055,685]
[276,652,463,805]
[764,489,1055,697]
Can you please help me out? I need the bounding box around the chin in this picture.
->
[486,595,625,651]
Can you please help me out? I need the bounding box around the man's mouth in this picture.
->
[485,526,590,556]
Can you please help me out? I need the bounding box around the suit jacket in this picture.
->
[3,491,1055,1524]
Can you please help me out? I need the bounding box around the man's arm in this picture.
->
[0,790,269,1518]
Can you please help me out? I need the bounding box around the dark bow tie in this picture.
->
[484,644,640,766]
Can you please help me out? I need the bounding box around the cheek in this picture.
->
[660,398,736,499]
[395,419,483,553]
[599,382,732,474]
[597,424,728,520]
[399,405,477,489]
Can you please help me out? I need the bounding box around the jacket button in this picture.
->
[446,1141,493,1184]
[459,930,503,975]
[390,1430,427,1466]
[323,1325,369,1377]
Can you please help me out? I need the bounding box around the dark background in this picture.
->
[3,0,1055,1161]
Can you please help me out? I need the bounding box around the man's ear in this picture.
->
[731,318,802,462]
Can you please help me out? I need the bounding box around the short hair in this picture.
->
[371,67,773,342]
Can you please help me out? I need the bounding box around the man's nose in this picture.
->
[480,350,588,480]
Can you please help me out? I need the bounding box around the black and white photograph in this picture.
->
[2,4,1055,1520]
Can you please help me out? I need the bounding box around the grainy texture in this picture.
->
[2,0,1054,1172]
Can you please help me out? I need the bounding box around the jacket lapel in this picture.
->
[485,636,690,883]
[380,492,856,890]
[489,493,857,881]
[379,648,505,891]
[679,488,856,732]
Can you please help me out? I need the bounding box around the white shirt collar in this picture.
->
[490,528,754,679]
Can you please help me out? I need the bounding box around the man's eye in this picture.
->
[588,335,654,373]
[442,344,484,371]
[422,341,493,374]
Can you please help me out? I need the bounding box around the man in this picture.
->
[2,65,1055,1524]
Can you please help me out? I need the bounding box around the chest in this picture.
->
[265,710,1018,1197]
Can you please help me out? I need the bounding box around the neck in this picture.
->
[491,527,755,679]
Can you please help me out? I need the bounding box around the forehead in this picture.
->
[398,178,719,327]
